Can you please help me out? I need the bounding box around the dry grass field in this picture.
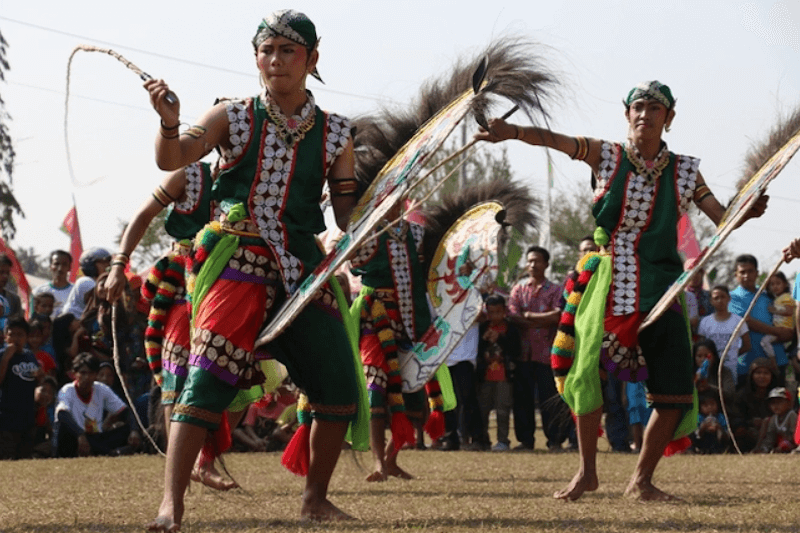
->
[1,446,799,533]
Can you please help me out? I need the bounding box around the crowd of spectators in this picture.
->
[2,242,799,461]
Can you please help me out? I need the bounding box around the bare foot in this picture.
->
[365,470,387,482]
[624,478,683,502]
[300,498,355,522]
[387,464,414,480]
[190,463,239,491]
[553,470,598,501]
[146,500,183,532]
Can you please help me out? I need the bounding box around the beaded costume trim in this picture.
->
[173,162,204,214]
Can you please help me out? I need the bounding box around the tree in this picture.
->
[0,30,23,241]
[115,210,172,272]
[14,247,49,278]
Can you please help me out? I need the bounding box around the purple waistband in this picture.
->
[218,266,276,285]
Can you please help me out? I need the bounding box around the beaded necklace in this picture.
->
[625,140,670,183]
[261,90,316,148]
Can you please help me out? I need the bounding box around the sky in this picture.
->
[1,0,799,281]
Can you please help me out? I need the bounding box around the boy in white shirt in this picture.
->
[698,285,752,379]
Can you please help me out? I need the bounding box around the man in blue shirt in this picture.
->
[729,254,793,386]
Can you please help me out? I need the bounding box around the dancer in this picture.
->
[477,80,768,501]
[105,161,243,490]
[350,203,443,481]
[144,10,359,529]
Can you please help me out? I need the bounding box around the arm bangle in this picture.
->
[160,119,180,130]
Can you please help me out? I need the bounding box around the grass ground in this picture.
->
[1,445,799,533]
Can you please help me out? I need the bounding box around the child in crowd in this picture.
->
[32,376,58,457]
[691,392,730,454]
[698,285,751,380]
[31,292,55,322]
[625,380,651,453]
[477,294,521,452]
[233,380,299,453]
[0,317,39,459]
[761,272,795,359]
[28,319,57,380]
[694,339,736,408]
[757,387,797,453]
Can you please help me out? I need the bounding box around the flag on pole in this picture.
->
[0,237,31,318]
[60,205,83,283]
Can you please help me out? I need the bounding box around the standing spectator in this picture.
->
[440,325,483,450]
[757,387,797,453]
[508,245,566,451]
[32,250,73,319]
[729,255,792,386]
[685,259,713,326]
[698,285,751,381]
[0,254,22,320]
[761,272,795,359]
[28,319,57,380]
[60,247,110,319]
[0,318,38,459]
[476,294,520,452]
[30,292,55,322]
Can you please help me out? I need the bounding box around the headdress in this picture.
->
[252,9,323,83]
[623,80,675,110]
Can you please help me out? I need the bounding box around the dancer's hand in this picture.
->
[105,267,127,304]
[783,237,800,262]
[474,118,517,143]
[144,78,180,126]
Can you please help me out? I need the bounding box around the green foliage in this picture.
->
[548,185,595,280]
[13,246,49,278]
[0,30,23,241]
[116,210,172,271]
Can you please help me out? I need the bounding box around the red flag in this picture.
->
[60,206,83,283]
[0,237,31,317]
[677,213,700,261]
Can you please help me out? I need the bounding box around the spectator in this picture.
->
[28,319,57,380]
[32,376,58,457]
[729,255,792,386]
[0,254,22,320]
[31,250,73,319]
[761,272,794,359]
[0,317,38,459]
[60,247,110,319]
[476,294,520,452]
[53,352,140,457]
[30,292,55,322]
[685,259,713,327]
[698,285,751,382]
[691,392,730,454]
[757,387,797,453]
[625,381,650,453]
[439,324,483,451]
[508,245,567,451]
[694,338,736,409]
[731,357,777,453]
[233,380,298,453]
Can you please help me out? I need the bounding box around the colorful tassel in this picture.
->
[424,378,445,440]
[663,436,691,457]
[390,411,416,452]
[281,394,311,477]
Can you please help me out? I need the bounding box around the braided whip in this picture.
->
[112,305,166,457]
[65,45,175,188]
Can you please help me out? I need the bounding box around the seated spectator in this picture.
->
[32,376,58,457]
[233,380,298,453]
[698,285,751,381]
[691,392,730,454]
[731,357,778,453]
[0,317,38,459]
[28,319,57,380]
[31,250,73,318]
[757,387,797,453]
[625,380,650,453]
[53,353,141,457]
[694,339,736,409]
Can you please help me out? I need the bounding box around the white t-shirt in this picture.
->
[59,277,95,318]
[55,381,126,434]
[33,282,74,318]
[698,313,749,377]
[446,323,480,367]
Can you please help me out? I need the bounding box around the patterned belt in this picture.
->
[219,214,261,238]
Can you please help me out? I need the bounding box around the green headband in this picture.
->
[623,80,675,110]
[252,9,323,83]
